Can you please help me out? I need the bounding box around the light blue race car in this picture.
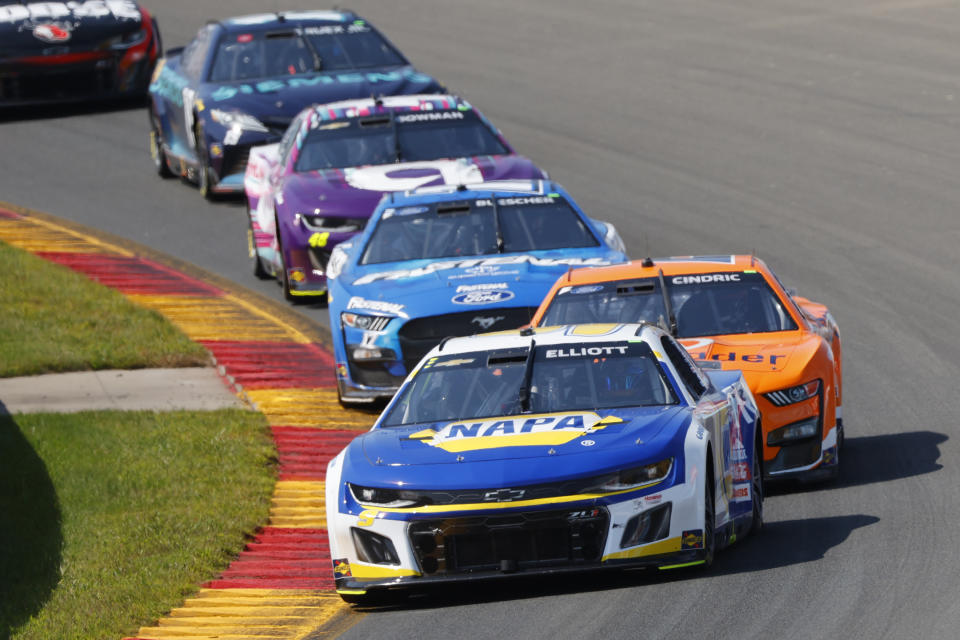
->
[326,180,629,404]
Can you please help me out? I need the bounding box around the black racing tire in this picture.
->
[248,210,271,280]
[194,121,217,201]
[275,213,297,303]
[149,112,173,178]
[750,430,764,536]
[837,417,845,452]
[702,463,716,567]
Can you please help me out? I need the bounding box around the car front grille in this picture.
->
[409,506,608,576]
[0,59,116,102]
[218,144,251,179]
[397,306,537,372]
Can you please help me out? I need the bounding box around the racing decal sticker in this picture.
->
[353,255,614,285]
[332,558,353,577]
[451,289,515,305]
[32,23,70,42]
[671,273,742,285]
[681,529,704,549]
[0,1,142,23]
[545,345,629,358]
[344,159,482,192]
[408,412,624,453]
[209,69,436,102]
[346,296,408,317]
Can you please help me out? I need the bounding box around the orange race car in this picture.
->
[529,255,843,482]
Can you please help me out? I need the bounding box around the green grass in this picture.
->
[0,241,209,377]
[0,410,276,640]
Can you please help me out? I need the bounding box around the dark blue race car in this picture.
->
[146,10,442,199]
[325,180,629,405]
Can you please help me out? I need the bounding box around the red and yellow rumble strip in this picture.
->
[0,206,374,639]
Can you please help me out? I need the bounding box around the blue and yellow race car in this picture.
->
[325,323,764,603]
[147,10,441,199]
[325,180,629,404]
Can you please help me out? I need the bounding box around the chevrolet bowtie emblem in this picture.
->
[483,488,525,502]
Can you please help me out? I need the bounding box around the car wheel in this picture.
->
[248,211,271,280]
[275,214,296,302]
[149,114,173,178]
[750,432,764,535]
[837,417,845,452]
[194,121,217,201]
[702,465,716,567]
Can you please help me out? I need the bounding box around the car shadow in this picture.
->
[0,95,147,123]
[767,430,946,496]
[0,412,63,637]
[353,513,878,612]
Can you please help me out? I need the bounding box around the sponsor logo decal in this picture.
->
[32,22,70,42]
[332,558,352,577]
[395,111,464,123]
[354,256,612,285]
[346,296,407,317]
[471,315,505,330]
[671,273,742,285]
[545,345,628,358]
[1,1,141,24]
[408,412,622,453]
[483,488,525,502]
[681,529,704,549]
[209,69,436,102]
[452,289,514,305]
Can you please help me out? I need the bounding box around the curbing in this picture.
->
[0,203,372,639]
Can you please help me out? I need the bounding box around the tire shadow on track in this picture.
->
[338,514,879,613]
[0,412,63,638]
[768,430,947,497]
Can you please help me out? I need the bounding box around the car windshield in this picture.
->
[208,24,404,82]
[360,196,599,265]
[380,342,678,427]
[293,111,509,172]
[539,272,798,337]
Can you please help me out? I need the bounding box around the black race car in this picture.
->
[0,1,161,106]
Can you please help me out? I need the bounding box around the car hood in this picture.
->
[280,155,544,221]
[336,250,625,321]
[199,66,442,123]
[341,406,689,489]
[678,333,811,373]
[0,2,144,56]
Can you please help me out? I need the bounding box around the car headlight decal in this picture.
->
[341,312,391,332]
[582,459,673,493]
[209,109,269,133]
[767,416,819,446]
[764,379,820,407]
[349,484,421,508]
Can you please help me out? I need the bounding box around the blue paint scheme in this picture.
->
[326,180,630,403]
[324,324,763,598]
[147,11,443,194]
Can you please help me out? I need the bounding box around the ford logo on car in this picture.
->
[451,290,515,305]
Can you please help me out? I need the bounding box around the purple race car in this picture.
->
[244,93,546,301]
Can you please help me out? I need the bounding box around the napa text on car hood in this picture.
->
[344,407,689,489]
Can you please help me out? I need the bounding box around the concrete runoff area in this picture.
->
[0,368,247,414]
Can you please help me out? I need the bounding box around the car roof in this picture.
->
[430,323,666,358]
[555,255,774,285]
[302,94,473,124]
[382,179,556,207]
[218,11,357,31]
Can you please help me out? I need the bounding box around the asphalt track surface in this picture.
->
[2,1,959,638]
